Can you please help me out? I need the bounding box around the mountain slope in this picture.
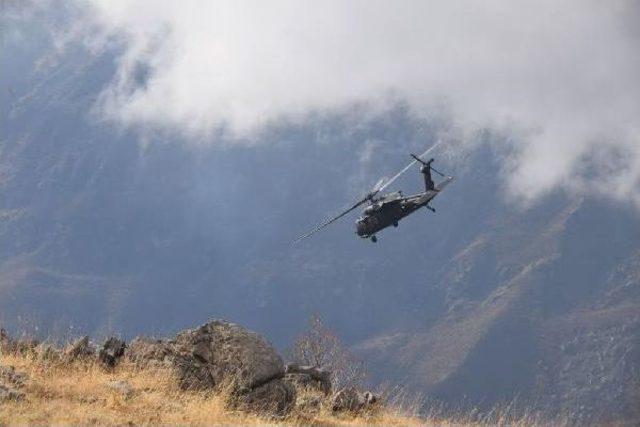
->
[355,197,640,423]
[1,10,639,424]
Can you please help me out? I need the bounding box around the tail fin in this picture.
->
[411,154,436,191]
[422,165,435,191]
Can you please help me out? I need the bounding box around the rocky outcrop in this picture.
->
[125,337,173,367]
[98,337,126,368]
[0,320,389,417]
[172,320,284,391]
[123,320,296,416]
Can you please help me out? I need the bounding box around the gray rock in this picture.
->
[125,321,295,416]
[331,387,380,413]
[125,336,173,367]
[172,320,284,391]
[98,337,126,368]
[285,364,332,394]
[233,378,296,416]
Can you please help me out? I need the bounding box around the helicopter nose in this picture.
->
[356,219,366,236]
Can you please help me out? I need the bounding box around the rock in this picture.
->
[128,321,295,416]
[125,336,173,367]
[172,320,284,391]
[331,387,380,413]
[0,366,27,388]
[64,336,94,361]
[98,337,126,368]
[234,378,296,416]
[285,364,332,394]
[123,321,296,416]
[0,383,24,402]
[106,380,134,398]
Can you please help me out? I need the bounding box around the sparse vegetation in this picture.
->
[0,324,572,426]
[290,314,366,391]
[0,349,423,425]
[1,349,572,426]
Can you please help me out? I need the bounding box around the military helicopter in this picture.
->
[295,142,453,243]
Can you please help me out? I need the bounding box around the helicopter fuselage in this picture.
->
[293,149,453,244]
[355,177,452,238]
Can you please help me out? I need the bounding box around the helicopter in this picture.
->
[295,142,453,243]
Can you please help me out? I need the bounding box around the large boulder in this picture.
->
[125,336,174,367]
[172,320,285,391]
[125,320,296,415]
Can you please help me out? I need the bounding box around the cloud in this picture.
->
[68,1,640,206]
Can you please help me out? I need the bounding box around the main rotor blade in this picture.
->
[294,198,368,243]
[372,177,387,193]
[376,140,443,193]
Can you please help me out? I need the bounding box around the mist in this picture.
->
[47,0,636,208]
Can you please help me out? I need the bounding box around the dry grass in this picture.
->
[1,350,568,426]
[0,351,424,426]
[0,351,267,425]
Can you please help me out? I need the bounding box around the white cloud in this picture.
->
[78,0,640,206]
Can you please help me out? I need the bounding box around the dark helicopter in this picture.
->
[295,142,453,243]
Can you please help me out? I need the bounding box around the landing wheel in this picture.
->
[370,235,377,243]
[393,221,398,227]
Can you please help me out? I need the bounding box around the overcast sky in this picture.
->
[18,0,640,208]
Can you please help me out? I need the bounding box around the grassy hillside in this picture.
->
[1,350,566,426]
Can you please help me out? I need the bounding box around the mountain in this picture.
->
[1,8,639,425]
[356,195,640,423]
